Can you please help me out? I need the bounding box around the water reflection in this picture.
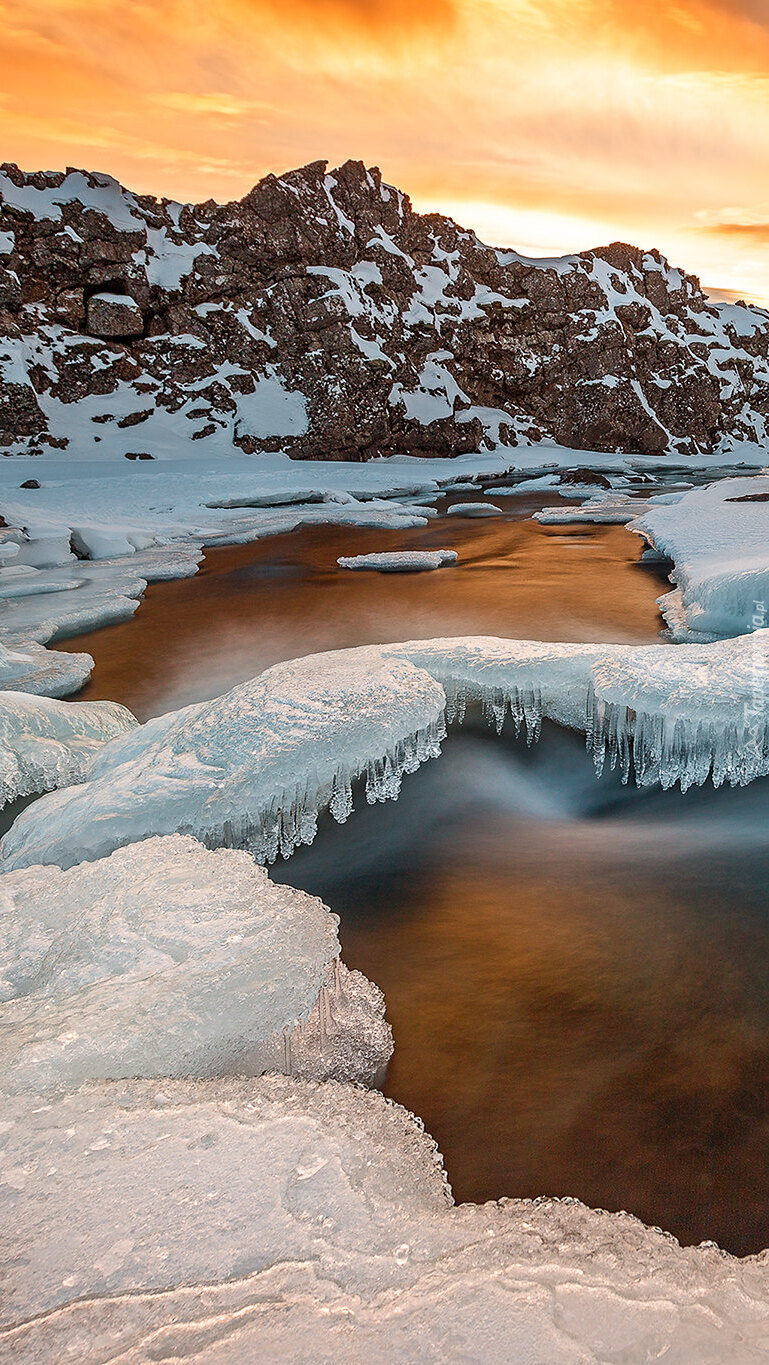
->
[62,495,668,720]
[278,722,769,1256]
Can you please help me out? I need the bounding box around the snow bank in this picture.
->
[5,633,769,870]
[4,1074,769,1362]
[0,690,136,808]
[632,475,769,640]
[337,549,457,572]
[0,836,391,1095]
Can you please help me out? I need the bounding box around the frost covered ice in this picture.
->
[0,689,136,808]
[337,549,457,572]
[446,500,503,517]
[0,638,92,697]
[4,1074,769,1363]
[0,836,391,1094]
[0,648,447,868]
[633,474,769,640]
[534,492,652,524]
[5,633,769,871]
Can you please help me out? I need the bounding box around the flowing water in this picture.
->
[52,487,769,1255]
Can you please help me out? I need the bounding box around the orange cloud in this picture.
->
[1,0,769,298]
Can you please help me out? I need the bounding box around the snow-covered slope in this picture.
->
[5,633,768,871]
[3,158,769,462]
[5,1075,769,1363]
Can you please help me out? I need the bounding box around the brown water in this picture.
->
[62,492,667,720]
[279,727,769,1255]
[56,491,769,1255]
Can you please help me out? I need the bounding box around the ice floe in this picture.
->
[632,474,769,640]
[5,633,769,870]
[0,690,136,809]
[0,639,93,698]
[0,835,391,1094]
[337,549,457,572]
[446,500,503,517]
[4,1074,769,1362]
[534,492,652,524]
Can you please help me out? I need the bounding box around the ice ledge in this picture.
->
[4,1075,769,1361]
[3,633,769,871]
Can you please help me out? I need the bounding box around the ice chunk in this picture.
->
[446,501,503,517]
[0,649,446,869]
[0,639,93,698]
[0,689,136,808]
[337,549,457,572]
[633,474,769,640]
[535,493,647,524]
[0,835,391,1094]
[4,1075,769,1362]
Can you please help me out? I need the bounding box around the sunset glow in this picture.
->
[3,0,769,299]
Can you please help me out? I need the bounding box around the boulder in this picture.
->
[86,291,143,339]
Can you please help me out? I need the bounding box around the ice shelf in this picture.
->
[4,633,769,870]
[3,1075,769,1362]
[632,474,769,641]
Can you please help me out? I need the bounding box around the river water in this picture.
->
[55,487,769,1255]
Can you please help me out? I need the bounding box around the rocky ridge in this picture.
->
[1,157,769,461]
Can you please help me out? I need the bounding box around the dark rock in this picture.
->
[86,292,144,339]
[20,478,40,488]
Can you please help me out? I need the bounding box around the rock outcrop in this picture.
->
[1,158,768,461]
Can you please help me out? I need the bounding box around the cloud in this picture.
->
[242,0,456,34]
[705,222,769,243]
[2,0,769,298]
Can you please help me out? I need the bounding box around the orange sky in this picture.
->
[2,0,769,300]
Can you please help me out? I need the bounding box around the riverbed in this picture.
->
[52,487,769,1255]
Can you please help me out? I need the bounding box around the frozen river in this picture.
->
[56,487,769,1255]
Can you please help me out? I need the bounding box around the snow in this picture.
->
[6,632,769,871]
[134,228,215,290]
[0,835,391,1095]
[337,550,457,573]
[390,355,470,424]
[0,168,144,230]
[0,689,136,808]
[632,475,769,640]
[4,1074,769,1362]
[234,371,309,439]
[446,501,503,517]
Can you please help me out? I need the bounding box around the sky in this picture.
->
[2,0,769,301]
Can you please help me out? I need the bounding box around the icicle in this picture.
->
[282,1024,292,1076]
[330,770,353,823]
